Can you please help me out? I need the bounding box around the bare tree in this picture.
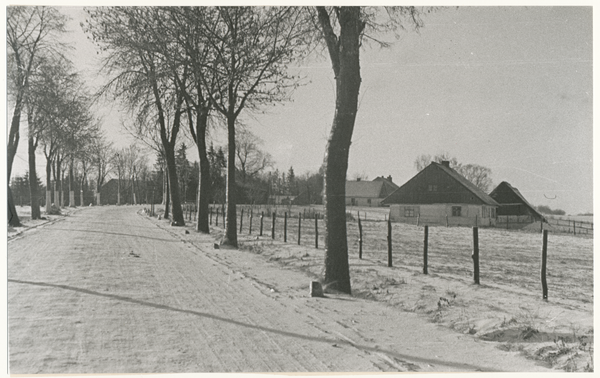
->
[314,6,428,293]
[236,128,274,184]
[162,7,216,233]
[25,56,73,218]
[198,6,312,247]
[414,152,458,172]
[7,6,68,226]
[414,153,493,192]
[84,7,187,225]
[89,135,113,205]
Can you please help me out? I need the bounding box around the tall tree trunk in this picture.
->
[221,115,238,247]
[7,187,21,227]
[28,136,41,219]
[60,171,65,208]
[69,159,75,207]
[117,170,121,205]
[80,170,86,207]
[164,174,170,219]
[195,111,210,233]
[319,7,364,294]
[165,144,185,225]
[7,99,23,226]
[45,155,52,213]
[53,158,58,207]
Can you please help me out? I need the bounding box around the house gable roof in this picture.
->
[346,180,385,198]
[382,162,499,206]
[489,181,542,218]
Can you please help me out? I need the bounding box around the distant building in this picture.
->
[269,194,296,205]
[382,161,498,226]
[489,181,544,223]
[99,179,120,205]
[345,176,399,207]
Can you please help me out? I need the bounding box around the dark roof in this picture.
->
[382,162,499,206]
[434,162,499,206]
[490,181,542,218]
[372,176,400,189]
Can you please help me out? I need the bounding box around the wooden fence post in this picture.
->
[472,227,480,284]
[260,211,264,236]
[417,214,420,227]
[573,221,576,235]
[358,215,363,259]
[387,218,392,267]
[249,209,253,234]
[284,212,288,242]
[541,230,548,300]
[446,215,449,227]
[209,207,213,225]
[272,212,276,239]
[239,208,244,233]
[315,215,319,249]
[423,225,428,274]
[216,208,219,226]
[297,212,302,245]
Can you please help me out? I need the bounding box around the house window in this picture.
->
[367,198,372,206]
[428,185,437,192]
[404,207,415,217]
[452,206,462,217]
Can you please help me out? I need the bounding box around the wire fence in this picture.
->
[148,204,592,303]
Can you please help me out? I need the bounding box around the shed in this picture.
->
[489,181,544,222]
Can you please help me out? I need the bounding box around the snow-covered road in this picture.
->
[8,206,551,373]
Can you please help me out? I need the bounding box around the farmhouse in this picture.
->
[382,161,499,226]
[346,176,399,207]
[269,194,296,205]
[489,181,544,223]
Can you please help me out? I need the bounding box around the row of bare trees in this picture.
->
[8,6,430,295]
[82,5,429,294]
[7,7,108,225]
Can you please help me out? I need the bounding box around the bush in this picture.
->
[47,204,61,215]
[537,205,566,216]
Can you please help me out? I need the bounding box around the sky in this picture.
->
[7,5,594,215]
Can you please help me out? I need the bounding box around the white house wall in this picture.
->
[389,204,497,227]
[346,197,383,207]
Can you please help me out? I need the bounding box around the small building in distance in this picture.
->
[269,194,296,205]
[382,161,499,226]
[345,176,399,207]
[99,178,119,205]
[489,181,544,226]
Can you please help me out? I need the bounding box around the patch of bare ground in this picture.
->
[149,206,593,372]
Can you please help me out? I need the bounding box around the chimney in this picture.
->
[441,160,450,168]
[387,175,393,182]
[357,178,361,182]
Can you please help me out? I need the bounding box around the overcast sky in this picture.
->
[8,5,593,215]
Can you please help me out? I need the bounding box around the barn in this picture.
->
[489,181,544,223]
[345,176,399,207]
[382,161,499,226]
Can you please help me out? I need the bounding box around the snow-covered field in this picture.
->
[205,206,594,372]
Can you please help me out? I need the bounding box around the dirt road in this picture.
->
[8,206,552,374]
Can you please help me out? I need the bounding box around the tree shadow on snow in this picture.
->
[9,278,512,372]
